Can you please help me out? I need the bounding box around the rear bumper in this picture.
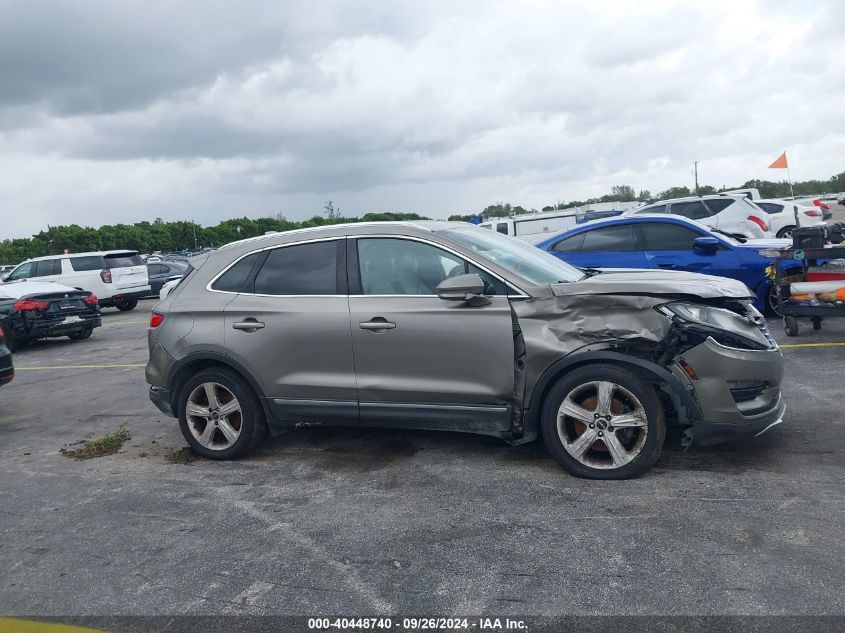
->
[100,289,150,307]
[6,312,101,341]
[149,385,175,417]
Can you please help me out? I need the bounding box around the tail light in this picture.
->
[812,199,821,206]
[14,299,49,312]
[100,268,112,283]
[821,203,830,210]
[83,295,99,306]
[803,210,821,217]
[747,215,769,232]
[149,312,165,328]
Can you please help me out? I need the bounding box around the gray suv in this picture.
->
[146,222,785,479]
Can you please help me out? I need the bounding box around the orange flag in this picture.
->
[768,151,788,169]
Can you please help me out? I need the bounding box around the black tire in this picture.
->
[767,284,786,316]
[68,327,93,341]
[116,298,138,311]
[783,316,799,337]
[776,226,796,239]
[541,364,666,480]
[176,367,266,460]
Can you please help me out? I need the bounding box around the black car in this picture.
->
[0,280,102,352]
[146,260,189,296]
[0,329,13,386]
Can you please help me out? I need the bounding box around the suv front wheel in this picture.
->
[541,364,665,479]
[176,367,266,459]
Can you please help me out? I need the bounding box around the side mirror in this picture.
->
[693,236,720,252]
[436,274,490,306]
[1,276,8,283]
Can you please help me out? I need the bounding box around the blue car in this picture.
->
[535,214,795,313]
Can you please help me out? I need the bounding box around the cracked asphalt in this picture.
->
[1,297,843,618]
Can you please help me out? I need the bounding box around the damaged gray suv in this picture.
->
[146,222,784,479]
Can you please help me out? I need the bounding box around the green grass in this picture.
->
[60,424,131,460]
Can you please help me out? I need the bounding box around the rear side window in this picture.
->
[147,264,164,275]
[33,259,62,277]
[211,252,262,293]
[640,223,704,250]
[552,233,586,253]
[703,199,734,214]
[757,202,783,214]
[669,201,711,220]
[253,241,339,295]
[70,256,105,271]
[579,225,637,252]
[105,253,145,268]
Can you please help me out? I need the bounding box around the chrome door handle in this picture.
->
[232,320,265,331]
[359,318,396,331]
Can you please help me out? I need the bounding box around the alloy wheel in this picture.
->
[185,382,243,450]
[557,380,648,469]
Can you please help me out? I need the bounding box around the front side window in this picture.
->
[640,223,705,250]
[579,225,637,252]
[496,223,508,234]
[358,238,463,295]
[6,262,34,280]
[253,241,338,295]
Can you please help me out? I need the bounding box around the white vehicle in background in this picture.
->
[1,250,151,311]
[721,187,761,201]
[755,198,825,239]
[628,194,773,239]
[159,277,183,300]
[478,209,580,242]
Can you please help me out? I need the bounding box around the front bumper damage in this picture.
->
[670,337,785,445]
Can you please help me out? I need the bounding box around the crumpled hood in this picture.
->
[550,268,753,300]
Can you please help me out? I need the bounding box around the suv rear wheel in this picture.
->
[116,298,138,311]
[176,367,266,459]
[541,364,665,479]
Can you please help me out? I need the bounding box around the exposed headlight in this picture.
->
[658,301,772,349]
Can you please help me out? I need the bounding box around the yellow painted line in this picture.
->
[780,342,845,348]
[0,618,104,633]
[15,363,145,371]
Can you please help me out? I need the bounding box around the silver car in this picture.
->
[146,222,785,479]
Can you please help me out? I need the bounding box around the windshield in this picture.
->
[439,226,584,285]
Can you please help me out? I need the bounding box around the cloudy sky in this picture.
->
[2,0,843,237]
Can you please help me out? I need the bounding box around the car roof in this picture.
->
[216,220,467,250]
[535,213,712,245]
[20,250,139,263]
[639,194,739,206]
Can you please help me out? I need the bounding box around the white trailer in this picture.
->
[478,210,580,242]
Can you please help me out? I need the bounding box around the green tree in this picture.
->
[610,185,636,202]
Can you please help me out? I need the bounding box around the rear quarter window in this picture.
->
[70,256,105,271]
[105,254,145,268]
[211,252,263,293]
[703,199,734,213]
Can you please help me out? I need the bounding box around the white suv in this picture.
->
[755,198,825,239]
[1,250,151,311]
[628,195,773,239]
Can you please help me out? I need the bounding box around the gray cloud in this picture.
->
[1,0,843,238]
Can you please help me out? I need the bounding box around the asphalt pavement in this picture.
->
[0,291,843,618]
